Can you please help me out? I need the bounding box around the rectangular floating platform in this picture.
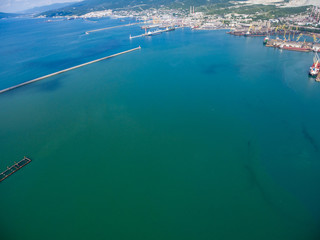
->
[0,157,32,182]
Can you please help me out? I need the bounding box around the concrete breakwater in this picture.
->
[85,22,140,34]
[0,46,141,94]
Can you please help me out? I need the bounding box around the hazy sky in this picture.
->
[0,0,83,13]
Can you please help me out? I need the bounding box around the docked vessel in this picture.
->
[309,53,320,77]
[281,45,311,52]
[263,36,269,45]
[244,32,267,37]
[279,41,312,52]
[227,31,246,36]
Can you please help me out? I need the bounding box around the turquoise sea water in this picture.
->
[0,17,320,240]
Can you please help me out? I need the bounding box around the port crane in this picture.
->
[296,33,303,42]
[246,24,255,34]
[292,26,298,40]
[292,30,295,40]
[283,29,287,41]
[313,34,318,43]
[287,26,292,41]
[280,24,286,31]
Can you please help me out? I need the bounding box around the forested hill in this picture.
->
[42,0,240,17]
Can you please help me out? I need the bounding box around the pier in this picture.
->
[0,157,32,182]
[0,46,141,94]
[130,33,147,39]
[85,22,140,34]
[141,24,160,30]
[130,27,175,39]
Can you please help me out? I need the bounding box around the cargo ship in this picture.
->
[227,31,246,36]
[244,32,267,37]
[279,41,312,52]
[280,45,311,52]
[281,45,311,52]
[309,53,320,77]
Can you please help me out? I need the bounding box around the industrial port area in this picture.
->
[114,5,320,81]
[40,3,320,82]
[35,4,320,82]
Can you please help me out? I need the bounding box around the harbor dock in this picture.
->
[0,157,32,182]
[0,46,141,94]
[265,39,313,52]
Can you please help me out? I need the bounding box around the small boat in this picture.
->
[263,36,269,45]
[309,53,320,77]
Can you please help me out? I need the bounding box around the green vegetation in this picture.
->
[41,0,242,17]
[39,0,311,19]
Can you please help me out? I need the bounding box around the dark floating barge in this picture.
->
[0,157,32,182]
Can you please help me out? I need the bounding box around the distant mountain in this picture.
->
[41,0,239,17]
[0,12,20,19]
[21,2,79,14]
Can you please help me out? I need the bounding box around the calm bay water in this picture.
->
[0,17,320,240]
